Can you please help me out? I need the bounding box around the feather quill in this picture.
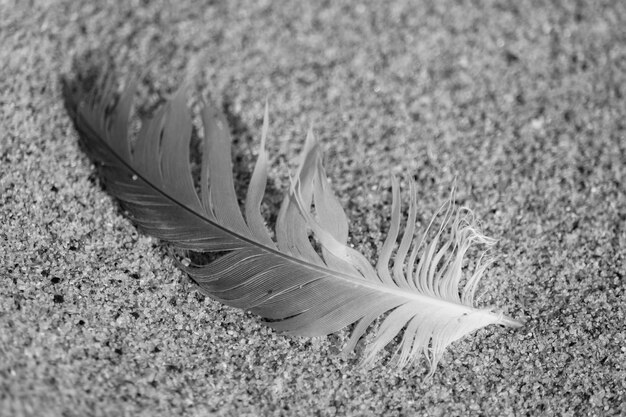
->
[63,72,522,375]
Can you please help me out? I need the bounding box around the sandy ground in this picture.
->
[1,1,625,416]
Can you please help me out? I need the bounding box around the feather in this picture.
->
[63,71,522,375]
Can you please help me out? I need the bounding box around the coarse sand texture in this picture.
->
[1,1,625,416]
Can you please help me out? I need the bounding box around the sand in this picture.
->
[1,1,625,415]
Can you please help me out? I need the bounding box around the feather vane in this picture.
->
[63,73,522,374]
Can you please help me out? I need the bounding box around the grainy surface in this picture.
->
[1,1,625,416]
